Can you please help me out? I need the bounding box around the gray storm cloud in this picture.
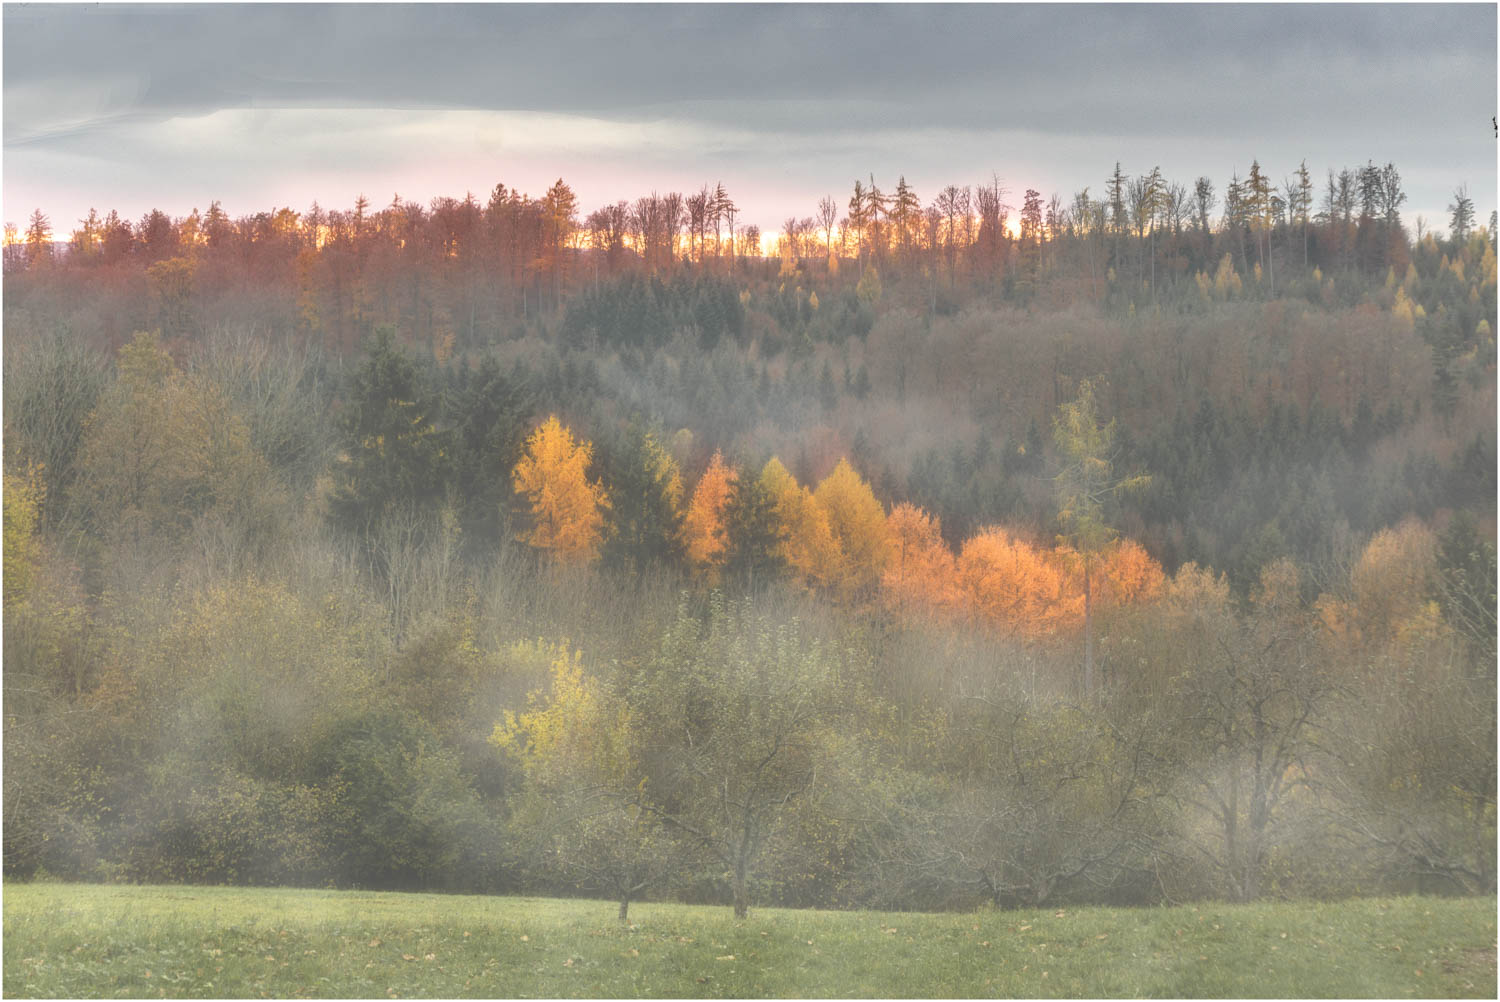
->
[4,3,1495,229]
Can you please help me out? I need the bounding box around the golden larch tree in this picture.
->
[882,502,960,619]
[1341,519,1440,648]
[957,527,1080,637]
[1096,538,1167,608]
[512,415,609,564]
[683,450,736,580]
[813,457,891,603]
[759,457,842,592]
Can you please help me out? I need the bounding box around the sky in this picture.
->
[4,2,1496,242]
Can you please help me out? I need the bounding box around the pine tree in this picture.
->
[721,468,787,591]
[601,420,686,576]
[1448,185,1475,243]
[330,328,451,536]
[446,355,531,551]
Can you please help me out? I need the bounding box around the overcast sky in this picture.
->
[4,3,1496,239]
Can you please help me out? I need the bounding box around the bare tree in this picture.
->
[817,195,838,269]
[1164,561,1332,902]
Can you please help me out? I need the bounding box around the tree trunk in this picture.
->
[732,859,749,919]
[1267,226,1275,296]
[1083,560,1094,697]
[618,896,630,922]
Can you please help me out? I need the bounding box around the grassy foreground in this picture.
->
[3,883,1494,998]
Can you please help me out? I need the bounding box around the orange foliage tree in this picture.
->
[1096,538,1167,608]
[683,450,735,581]
[512,415,608,564]
[956,527,1080,637]
[813,458,891,603]
[882,502,960,619]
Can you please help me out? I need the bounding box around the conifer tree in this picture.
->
[721,467,786,591]
[513,415,608,564]
[601,420,685,577]
[1052,379,1150,695]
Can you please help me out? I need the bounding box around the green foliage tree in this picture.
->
[74,331,284,563]
[1431,510,1498,668]
[627,596,838,918]
[720,466,787,591]
[315,711,497,890]
[600,420,686,577]
[329,327,451,537]
[446,354,532,552]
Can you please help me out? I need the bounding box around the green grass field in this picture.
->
[3,882,1494,998]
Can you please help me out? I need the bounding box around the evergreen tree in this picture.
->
[1448,185,1475,243]
[330,327,450,537]
[721,467,787,591]
[601,420,686,577]
[446,354,531,553]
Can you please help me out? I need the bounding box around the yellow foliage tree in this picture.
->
[759,457,842,592]
[492,642,633,788]
[683,450,735,579]
[1350,519,1438,645]
[813,458,891,602]
[491,641,674,921]
[1164,560,1232,620]
[512,415,609,564]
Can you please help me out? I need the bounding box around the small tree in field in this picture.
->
[1166,560,1332,902]
[627,595,838,918]
[492,641,681,920]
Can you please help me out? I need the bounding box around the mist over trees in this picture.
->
[3,158,1495,916]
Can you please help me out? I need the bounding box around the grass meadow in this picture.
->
[3,883,1494,998]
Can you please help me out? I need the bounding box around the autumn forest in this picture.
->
[3,159,1496,917]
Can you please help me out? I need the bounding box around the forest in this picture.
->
[3,159,1495,918]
